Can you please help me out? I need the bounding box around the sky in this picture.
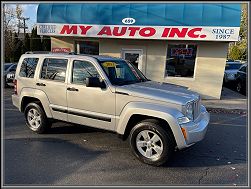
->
[6,3,38,33]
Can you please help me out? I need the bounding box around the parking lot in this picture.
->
[3,88,248,186]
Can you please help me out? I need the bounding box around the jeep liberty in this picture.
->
[12,53,210,166]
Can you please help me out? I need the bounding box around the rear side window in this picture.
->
[19,58,39,78]
[40,58,68,82]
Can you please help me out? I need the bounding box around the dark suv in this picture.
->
[4,63,17,87]
[235,63,247,95]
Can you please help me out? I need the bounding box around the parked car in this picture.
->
[4,63,17,87]
[235,63,247,95]
[223,61,243,84]
[12,52,210,166]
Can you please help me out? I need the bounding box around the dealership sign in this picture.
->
[37,23,240,41]
[51,47,71,53]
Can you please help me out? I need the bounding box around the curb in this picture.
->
[206,107,247,114]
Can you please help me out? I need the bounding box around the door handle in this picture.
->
[67,87,79,91]
[36,83,46,86]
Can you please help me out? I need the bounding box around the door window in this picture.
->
[122,50,143,71]
[124,53,139,68]
[72,60,100,85]
[40,58,68,82]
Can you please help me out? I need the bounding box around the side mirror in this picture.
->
[86,77,106,88]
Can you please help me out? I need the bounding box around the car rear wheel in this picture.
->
[24,102,51,134]
[129,119,175,166]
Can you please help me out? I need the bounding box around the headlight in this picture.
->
[7,73,15,78]
[178,116,190,124]
[185,102,194,120]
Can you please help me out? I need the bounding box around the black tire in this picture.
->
[236,81,243,94]
[129,119,175,166]
[24,102,51,134]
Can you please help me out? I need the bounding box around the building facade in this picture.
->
[37,3,241,99]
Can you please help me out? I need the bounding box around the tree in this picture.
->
[11,33,23,62]
[3,4,16,62]
[42,36,51,51]
[3,4,26,62]
[16,4,23,35]
[30,27,42,51]
[228,3,247,61]
[228,45,242,60]
[23,33,31,53]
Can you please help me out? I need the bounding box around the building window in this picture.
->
[40,58,68,82]
[165,44,197,78]
[77,41,99,55]
[19,58,39,78]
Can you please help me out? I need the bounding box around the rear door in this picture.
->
[36,57,69,121]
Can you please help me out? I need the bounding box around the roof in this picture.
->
[226,61,242,64]
[22,53,123,61]
[37,3,241,27]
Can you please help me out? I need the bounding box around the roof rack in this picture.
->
[25,51,77,55]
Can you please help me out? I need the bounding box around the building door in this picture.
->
[122,49,143,72]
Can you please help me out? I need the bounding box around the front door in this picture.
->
[122,49,143,72]
[66,59,115,131]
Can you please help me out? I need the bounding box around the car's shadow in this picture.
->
[48,122,102,134]
[46,121,247,168]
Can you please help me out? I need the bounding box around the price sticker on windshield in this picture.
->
[102,62,117,67]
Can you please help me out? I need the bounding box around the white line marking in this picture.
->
[4,109,19,111]
[210,123,246,127]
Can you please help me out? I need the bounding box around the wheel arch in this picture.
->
[20,88,52,118]
[115,102,186,148]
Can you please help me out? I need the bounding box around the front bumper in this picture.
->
[177,105,210,149]
[6,78,14,86]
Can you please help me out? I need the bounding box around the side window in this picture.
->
[40,58,68,82]
[72,60,100,84]
[19,58,39,78]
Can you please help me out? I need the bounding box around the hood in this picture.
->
[116,81,199,105]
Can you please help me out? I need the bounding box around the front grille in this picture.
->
[193,98,201,120]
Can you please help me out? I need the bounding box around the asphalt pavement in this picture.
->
[3,88,248,186]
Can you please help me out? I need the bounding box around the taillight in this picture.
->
[14,79,17,95]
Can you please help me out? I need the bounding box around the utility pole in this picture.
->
[19,17,29,40]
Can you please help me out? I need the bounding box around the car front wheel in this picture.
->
[236,81,242,94]
[129,119,175,166]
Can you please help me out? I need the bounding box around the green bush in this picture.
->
[228,45,242,60]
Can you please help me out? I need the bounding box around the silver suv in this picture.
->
[12,53,210,166]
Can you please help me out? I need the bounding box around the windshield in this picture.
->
[98,59,149,86]
[4,64,12,71]
[225,63,242,70]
